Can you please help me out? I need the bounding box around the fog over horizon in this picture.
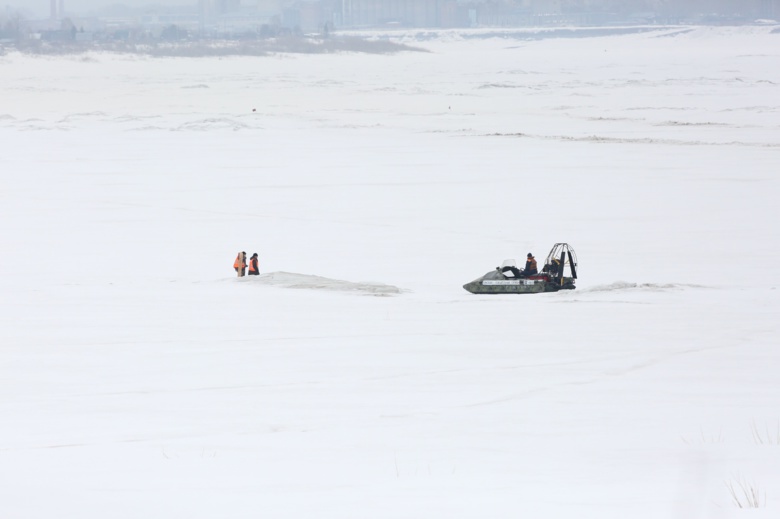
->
[4,0,753,20]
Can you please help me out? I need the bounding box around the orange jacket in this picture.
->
[234,254,246,269]
[248,258,258,272]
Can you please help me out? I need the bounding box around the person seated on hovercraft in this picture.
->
[522,253,538,276]
[543,257,561,276]
[500,253,538,278]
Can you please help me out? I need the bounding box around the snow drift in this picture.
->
[245,271,404,296]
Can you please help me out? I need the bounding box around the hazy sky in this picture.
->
[5,0,743,20]
[7,0,194,17]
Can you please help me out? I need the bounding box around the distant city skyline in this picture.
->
[4,0,777,21]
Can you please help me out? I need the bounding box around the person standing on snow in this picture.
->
[523,253,538,276]
[248,253,259,276]
[234,251,247,277]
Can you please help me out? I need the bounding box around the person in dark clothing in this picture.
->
[543,257,561,276]
[248,253,259,276]
[522,253,538,276]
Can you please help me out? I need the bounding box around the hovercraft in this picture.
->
[463,243,577,294]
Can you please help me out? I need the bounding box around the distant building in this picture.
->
[340,0,445,27]
[758,0,780,18]
[142,8,200,31]
[199,0,242,28]
[186,0,780,32]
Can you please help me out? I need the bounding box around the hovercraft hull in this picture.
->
[463,275,575,294]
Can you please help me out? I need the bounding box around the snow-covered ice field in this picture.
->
[1,26,779,517]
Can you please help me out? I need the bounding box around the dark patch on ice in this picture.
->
[652,29,694,38]
[129,125,167,131]
[477,83,530,89]
[552,105,598,111]
[173,118,252,131]
[114,115,162,123]
[58,111,107,123]
[555,299,651,304]
[486,131,780,148]
[583,116,644,122]
[655,120,729,127]
[627,106,695,111]
[500,69,541,76]
[722,105,780,113]
[19,124,70,132]
[244,271,404,296]
[315,79,351,86]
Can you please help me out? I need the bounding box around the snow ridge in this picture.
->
[246,271,404,296]
[582,281,708,292]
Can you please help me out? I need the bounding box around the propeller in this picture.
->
[568,250,577,279]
